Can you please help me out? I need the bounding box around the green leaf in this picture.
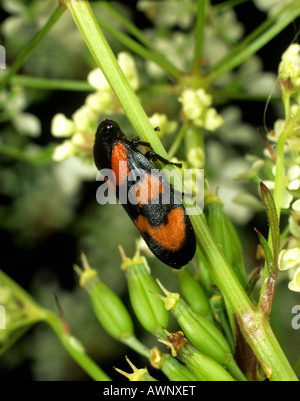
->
[255,229,274,277]
[259,181,280,270]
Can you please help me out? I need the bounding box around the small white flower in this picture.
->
[88,52,139,92]
[118,52,139,90]
[289,214,300,239]
[262,180,275,190]
[87,68,110,91]
[51,113,75,137]
[72,106,97,132]
[279,44,300,89]
[52,140,74,161]
[267,119,285,143]
[179,88,222,131]
[149,113,177,136]
[279,248,300,271]
[262,165,296,209]
[290,104,300,117]
[288,267,300,292]
[72,132,86,147]
[179,89,203,120]
[137,0,196,29]
[254,0,287,15]
[13,112,41,137]
[204,107,224,131]
[187,147,205,169]
[4,87,27,112]
[292,199,300,212]
[288,165,300,190]
[85,91,115,114]
[281,189,293,209]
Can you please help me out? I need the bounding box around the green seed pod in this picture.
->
[208,198,248,287]
[121,248,169,337]
[158,282,246,380]
[210,294,235,352]
[89,280,134,341]
[171,295,231,363]
[178,340,235,381]
[75,254,134,341]
[177,268,213,322]
[208,200,233,266]
[150,348,197,381]
[196,247,215,294]
[223,214,248,287]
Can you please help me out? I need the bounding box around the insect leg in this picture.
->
[144,150,182,168]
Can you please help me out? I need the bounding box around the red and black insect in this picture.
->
[93,119,196,268]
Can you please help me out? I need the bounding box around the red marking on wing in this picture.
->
[111,141,129,186]
[135,173,163,206]
[135,207,186,251]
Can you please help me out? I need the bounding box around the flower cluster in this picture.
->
[51,52,139,162]
[279,246,300,292]
[233,43,300,292]
[148,113,178,138]
[51,51,178,162]
[178,88,223,131]
[278,43,300,93]
[274,45,300,293]
[279,199,300,292]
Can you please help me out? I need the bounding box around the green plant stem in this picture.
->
[0,143,54,164]
[0,270,40,312]
[42,309,111,381]
[0,4,65,91]
[12,75,92,91]
[191,0,207,73]
[168,123,188,158]
[96,15,181,79]
[122,336,151,359]
[213,0,249,12]
[102,2,156,50]
[102,1,179,75]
